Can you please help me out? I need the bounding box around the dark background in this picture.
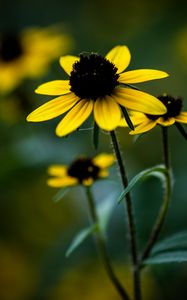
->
[0,0,187,299]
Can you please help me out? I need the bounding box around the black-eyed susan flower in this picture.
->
[27,45,169,137]
[0,26,72,94]
[47,153,115,187]
[128,94,187,135]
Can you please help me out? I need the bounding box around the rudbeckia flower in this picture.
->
[47,153,115,187]
[0,26,72,94]
[128,94,187,135]
[27,45,169,136]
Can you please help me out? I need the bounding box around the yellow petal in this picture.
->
[35,80,70,95]
[105,45,131,73]
[98,169,109,178]
[94,96,121,131]
[47,176,78,188]
[82,178,94,186]
[129,120,156,135]
[113,88,167,115]
[93,153,115,168]
[27,93,79,122]
[47,165,67,177]
[119,112,147,127]
[119,69,169,84]
[157,117,175,126]
[175,112,187,123]
[59,55,79,76]
[56,99,93,137]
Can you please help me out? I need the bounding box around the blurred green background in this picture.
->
[0,0,187,299]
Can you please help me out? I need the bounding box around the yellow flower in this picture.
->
[0,26,72,94]
[128,94,187,135]
[27,45,168,137]
[47,153,115,188]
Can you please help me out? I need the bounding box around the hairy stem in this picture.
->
[85,186,130,300]
[141,127,172,262]
[110,130,141,300]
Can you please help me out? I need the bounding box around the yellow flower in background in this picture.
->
[0,26,73,94]
[47,153,115,188]
[27,45,169,137]
[0,91,32,124]
[176,25,187,67]
[48,262,161,300]
[128,94,187,135]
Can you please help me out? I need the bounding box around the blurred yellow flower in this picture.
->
[47,153,115,188]
[127,94,187,135]
[0,26,73,94]
[0,242,35,300]
[176,25,187,66]
[27,45,168,137]
[48,261,161,300]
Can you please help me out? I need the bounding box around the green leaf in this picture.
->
[118,165,167,204]
[132,133,145,143]
[120,106,134,130]
[78,127,94,131]
[97,194,116,233]
[65,224,97,257]
[144,251,187,265]
[151,231,187,255]
[175,122,187,141]
[53,188,70,203]
[93,121,100,149]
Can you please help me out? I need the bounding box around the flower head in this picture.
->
[47,153,115,188]
[0,26,72,94]
[128,94,187,135]
[27,45,169,137]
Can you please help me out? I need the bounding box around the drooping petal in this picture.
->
[47,176,78,188]
[119,112,147,127]
[105,45,131,74]
[94,96,122,131]
[56,99,93,137]
[93,153,115,168]
[27,93,79,122]
[119,69,169,84]
[129,120,156,135]
[98,169,109,178]
[59,55,79,75]
[47,165,67,177]
[35,80,70,95]
[113,87,167,115]
[175,112,187,123]
[157,117,175,126]
[82,178,93,186]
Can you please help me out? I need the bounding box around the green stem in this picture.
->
[110,130,142,300]
[85,186,130,300]
[141,127,172,262]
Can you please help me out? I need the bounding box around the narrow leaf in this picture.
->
[65,224,97,257]
[93,121,100,149]
[120,106,134,130]
[78,127,94,131]
[122,83,141,91]
[118,165,167,203]
[144,250,187,265]
[175,122,187,141]
[97,194,116,233]
[151,231,187,255]
[132,133,145,143]
[53,188,69,203]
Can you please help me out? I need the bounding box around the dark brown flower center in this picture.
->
[69,53,119,100]
[0,34,23,62]
[67,158,100,183]
[146,94,183,120]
